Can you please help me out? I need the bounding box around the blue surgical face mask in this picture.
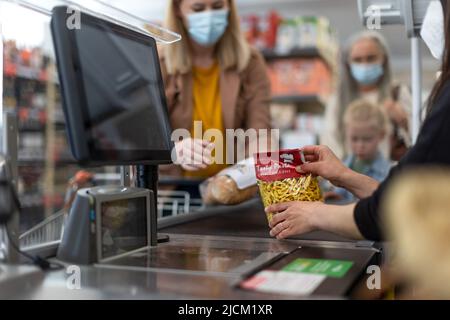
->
[350,63,384,86]
[187,9,229,47]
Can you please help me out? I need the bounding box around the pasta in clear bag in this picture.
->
[254,149,322,223]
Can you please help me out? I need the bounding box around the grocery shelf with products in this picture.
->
[261,46,336,72]
[3,40,57,82]
[2,39,110,232]
[242,11,338,149]
[270,94,326,110]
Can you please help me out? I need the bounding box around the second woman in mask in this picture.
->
[321,31,412,161]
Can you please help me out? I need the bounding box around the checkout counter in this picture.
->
[1,198,381,300]
[0,4,382,300]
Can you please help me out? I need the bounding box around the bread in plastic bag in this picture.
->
[200,158,258,205]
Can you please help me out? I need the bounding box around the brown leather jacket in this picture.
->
[159,48,272,178]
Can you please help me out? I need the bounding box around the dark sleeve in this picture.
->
[354,82,450,241]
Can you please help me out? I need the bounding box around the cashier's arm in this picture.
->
[267,202,364,240]
[266,145,382,240]
[299,145,380,199]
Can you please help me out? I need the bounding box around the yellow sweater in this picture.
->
[184,62,228,178]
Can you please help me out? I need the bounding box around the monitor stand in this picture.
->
[136,165,169,245]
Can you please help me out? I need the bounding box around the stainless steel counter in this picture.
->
[2,199,381,300]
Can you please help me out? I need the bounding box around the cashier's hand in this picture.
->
[297,145,349,188]
[174,138,215,171]
[267,201,322,239]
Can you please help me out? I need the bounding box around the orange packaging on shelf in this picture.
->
[20,49,32,67]
[4,62,17,77]
[267,58,332,98]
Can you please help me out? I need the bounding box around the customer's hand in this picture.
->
[297,145,349,188]
[266,201,323,239]
[174,138,215,171]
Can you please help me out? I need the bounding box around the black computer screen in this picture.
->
[51,7,174,165]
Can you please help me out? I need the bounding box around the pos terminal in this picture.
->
[50,6,174,264]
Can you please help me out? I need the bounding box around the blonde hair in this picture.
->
[384,169,450,298]
[343,99,387,133]
[163,0,251,75]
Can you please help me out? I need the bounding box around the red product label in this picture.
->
[253,149,305,182]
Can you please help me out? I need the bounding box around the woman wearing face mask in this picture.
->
[267,0,450,242]
[159,0,271,180]
[321,31,412,161]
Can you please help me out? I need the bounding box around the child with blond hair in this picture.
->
[326,99,392,203]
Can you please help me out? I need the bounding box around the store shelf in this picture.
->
[263,47,320,60]
[7,105,66,132]
[4,62,59,84]
[271,94,322,104]
[271,95,327,114]
[19,196,64,210]
[19,201,44,210]
[18,123,66,133]
[262,47,336,70]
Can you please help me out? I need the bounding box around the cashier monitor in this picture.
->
[50,6,173,166]
[51,7,173,264]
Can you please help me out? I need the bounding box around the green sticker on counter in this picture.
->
[282,258,353,278]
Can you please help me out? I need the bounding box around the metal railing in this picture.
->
[19,209,66,250]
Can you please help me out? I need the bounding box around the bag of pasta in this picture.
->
[254,149,322,224]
